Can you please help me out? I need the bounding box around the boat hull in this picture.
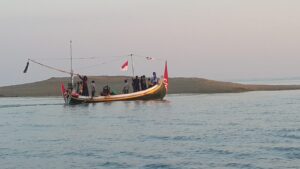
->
[66,80,166,105]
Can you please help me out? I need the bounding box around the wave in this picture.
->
[197,148,234,155]
[280,134,300,140]
[225,163,263,169]
[275,128,300,140]
[266,147,300,159]
[117,151,166,160]
[272,147,300,152]
[144,135,202,142]
[98,162,131,168]
[143,163,177,169]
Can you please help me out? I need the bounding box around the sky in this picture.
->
[1,0,300,86]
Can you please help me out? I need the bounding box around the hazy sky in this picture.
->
[1,0,300,86]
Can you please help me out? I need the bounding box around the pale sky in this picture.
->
[1,0,300,86]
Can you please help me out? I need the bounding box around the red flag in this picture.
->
[164,61,168,93]
[61,83,67,103]
[121,60,128,71]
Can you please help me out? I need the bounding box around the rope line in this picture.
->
[30,54,164,61]
[30,54,129,61]
[29,59,74,75]
[77,57,122,70]
[27,54,164,75]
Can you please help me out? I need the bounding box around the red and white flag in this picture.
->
[164,61,169,93]
[121,60,128,71]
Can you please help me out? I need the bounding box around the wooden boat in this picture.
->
[22,43,168,104]
[62,79,167,105]
[62,62,169,105]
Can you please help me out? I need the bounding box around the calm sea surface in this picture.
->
[0,91,300,169]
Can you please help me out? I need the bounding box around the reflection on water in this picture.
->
[0,91,300,169]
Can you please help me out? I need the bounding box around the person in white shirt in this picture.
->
[150,72,158,85]
[123,79,129,94]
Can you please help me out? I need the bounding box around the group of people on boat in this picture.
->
[75,75,97,97]
[76,75,89,96]
[130,72,158,92]
[74,72,159,97]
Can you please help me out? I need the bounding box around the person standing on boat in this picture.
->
[131,78,135,92]
[79,81,83,95]
[151,72,159,85]
[147,78,153,88]
[132,76,139,92]
[91,80,96,98]
[140,75,147,90]
[78,74,89,96]
[143,75,148,89]
[122,79,129,94]
[134,76,140,92]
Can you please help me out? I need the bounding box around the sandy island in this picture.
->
[0,76,300,97]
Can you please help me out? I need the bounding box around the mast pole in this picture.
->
[70,40,74,86]
[130,54,135,77]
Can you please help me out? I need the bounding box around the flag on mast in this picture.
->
[164,61,169,93]
[121,60,129,71]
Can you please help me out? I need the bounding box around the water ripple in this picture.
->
[98,162,131,168]
[1,92,300,169]
[225,163,263,169]
[143,135,202,142]
[143,163,178,169]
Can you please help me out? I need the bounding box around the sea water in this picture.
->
[0,90,300,169]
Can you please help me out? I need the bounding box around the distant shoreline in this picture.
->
[1,76,300,97]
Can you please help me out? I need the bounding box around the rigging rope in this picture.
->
[30,54,128,61]
[77,56,123,70]
[24,54,164,75]
[28,59,74,75]
[30,54,164,61]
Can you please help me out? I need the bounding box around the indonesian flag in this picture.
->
[164,61,169,93]
[121,60,128,71]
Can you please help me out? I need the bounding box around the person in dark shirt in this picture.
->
[78,74,89,96]
[91,80,96,98]
[140,75,147,90]
[131,78,136,92]
[135,76,140,91]
[132,76,140,92]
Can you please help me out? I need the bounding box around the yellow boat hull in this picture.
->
[66,80,167,105]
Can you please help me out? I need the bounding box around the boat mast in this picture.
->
[70,40,74,86]
[130,53,135,77]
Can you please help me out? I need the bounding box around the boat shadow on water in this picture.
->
[63,99,170,108]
